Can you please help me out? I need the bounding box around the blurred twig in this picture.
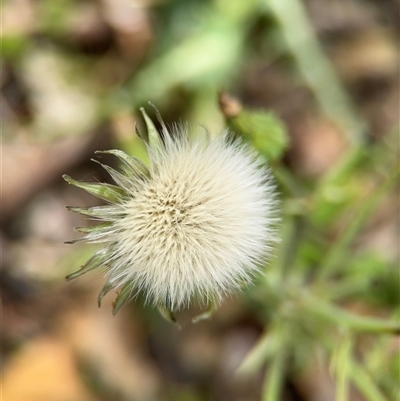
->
[262,347,286,401]
[264,0,368,144]
[317,163,400,280]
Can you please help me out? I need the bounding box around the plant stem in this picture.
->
[262,349,286,401]
[317,147,366,191]
[350,360,389,401]
[304,294,400,334]
[273,165,306,198]
[335,335,352,401]
[278,216,305,280]
[237,329,282,377]
[264,0,367,144]
[318,164,400,280]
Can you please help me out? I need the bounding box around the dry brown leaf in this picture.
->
[1,336,95,401]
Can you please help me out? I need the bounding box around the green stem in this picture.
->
[237,329,282,377]
[262,349,286,401]
[350,360,389,401]
[321,280,370,302]
[278,216,305,279]
[273,165,306,198]
[335,335,352,401]
[318,164,400,280]
[304,295,399,334]
[317,147,365,192]
[264,0,367,143]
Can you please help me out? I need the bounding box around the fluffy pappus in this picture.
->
[64,109,279,320]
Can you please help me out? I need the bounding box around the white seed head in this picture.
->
[65,116,279,313]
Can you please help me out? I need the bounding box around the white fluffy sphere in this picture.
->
[65,119,278,314]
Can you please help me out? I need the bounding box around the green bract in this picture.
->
[64,107,164,316]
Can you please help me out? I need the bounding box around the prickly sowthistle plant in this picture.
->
[64,107,278,321]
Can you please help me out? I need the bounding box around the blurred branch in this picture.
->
[262,348,286,401]
[332,335,352,401]
[317,163,400,280]
[350,360,390,401]
[304,294,399,335]
[273,166,307,197]
[263,0,367,144]
[236,329,282,376]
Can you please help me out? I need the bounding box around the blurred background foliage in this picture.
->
[1,0,399,401]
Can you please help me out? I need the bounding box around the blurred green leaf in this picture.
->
[219,91,289,161]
